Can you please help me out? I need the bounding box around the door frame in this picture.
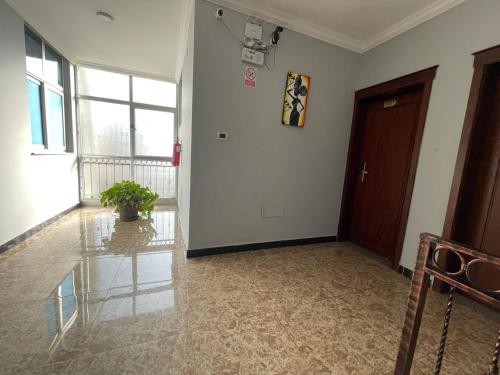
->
[442,45,500,239]
[435,45,500,292]
[337,66,438,269]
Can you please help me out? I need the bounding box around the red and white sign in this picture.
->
[244,65,257,88]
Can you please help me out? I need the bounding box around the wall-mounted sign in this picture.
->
[384,99,398,108]
[244,65,257,88]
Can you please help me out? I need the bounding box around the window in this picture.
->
[132,76,176,107]
[78,66,177,160]
[79,100,131,156]
[25,26,69,151]
[27,79,43,145]
[77,66,178,200]
[78,67,129,101]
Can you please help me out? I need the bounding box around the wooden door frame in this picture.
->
[435,45,500,292]
[337,66,438,270]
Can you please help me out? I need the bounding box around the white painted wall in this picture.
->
[186,0,359,249]
[355,0,500,269]
[0,0,79,245]
[177,1,195,248]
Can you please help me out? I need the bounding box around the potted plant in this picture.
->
[100,180,159,221]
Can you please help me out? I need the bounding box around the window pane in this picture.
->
[80,100,130,156]
[27,80,44,145]
[135,109,174,157]
[25,28,42,76]
[46,90,65,148]
[133,77,176,107]
[45,46,63,86]
[79,67,129,100]
[60,272,76,325]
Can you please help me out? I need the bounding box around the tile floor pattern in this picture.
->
[0,207,498,375]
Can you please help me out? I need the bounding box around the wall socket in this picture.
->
[261,200,284,218]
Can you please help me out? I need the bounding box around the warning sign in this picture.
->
[244,66,257,88]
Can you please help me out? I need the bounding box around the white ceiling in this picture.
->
[5,0,467,81]
[5,0,185,81]
[209,0,468,52]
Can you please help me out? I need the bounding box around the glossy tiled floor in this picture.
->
[0,207,498,374]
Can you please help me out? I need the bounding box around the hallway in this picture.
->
[0,207,497,374]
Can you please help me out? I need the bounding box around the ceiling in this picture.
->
[5,0,185,81]
[208,0,468,52]
[5,0,467,81]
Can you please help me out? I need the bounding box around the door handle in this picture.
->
[360,161,368,182]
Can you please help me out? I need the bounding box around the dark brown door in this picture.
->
[452,63,500,291]
[350,89,423,259]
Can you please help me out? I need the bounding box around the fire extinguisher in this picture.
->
[172,139,181,167]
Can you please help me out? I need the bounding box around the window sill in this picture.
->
[31,151,76,156]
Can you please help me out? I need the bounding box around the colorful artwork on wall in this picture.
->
[282,71,310,127]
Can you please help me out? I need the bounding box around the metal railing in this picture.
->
[80,157,176,200]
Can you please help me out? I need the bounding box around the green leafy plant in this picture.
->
[100,180,159,216]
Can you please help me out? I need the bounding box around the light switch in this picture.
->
[217,131,228,141]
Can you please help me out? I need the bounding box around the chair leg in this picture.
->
[434,286,456,375]
[485,329,500,375]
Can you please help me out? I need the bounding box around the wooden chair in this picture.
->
[394,233,500,375]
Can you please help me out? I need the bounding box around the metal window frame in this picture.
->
[76,64,179,162]
[76,64,179,202]
[25,24,70,152]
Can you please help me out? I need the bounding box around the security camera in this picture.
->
[215,8,224,20]
[271,26,284,45]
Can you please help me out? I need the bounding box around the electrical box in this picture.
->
[245,22,262,40]
[241,47,264,66]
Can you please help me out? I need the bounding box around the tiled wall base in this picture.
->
[0,203,80,254]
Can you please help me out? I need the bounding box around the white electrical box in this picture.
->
[245,22,262,40]
[241,47,264,66]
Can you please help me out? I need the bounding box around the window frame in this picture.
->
[25,25,69,153]
[77,65,178,162]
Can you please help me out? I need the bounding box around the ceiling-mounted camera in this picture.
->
[215,8,224,20]
[271,26,284,45]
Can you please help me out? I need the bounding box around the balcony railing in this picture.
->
[80,157,176,200]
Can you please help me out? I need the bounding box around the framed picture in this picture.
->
[282,71,310,127]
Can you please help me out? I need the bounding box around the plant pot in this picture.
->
[118,206,139,221]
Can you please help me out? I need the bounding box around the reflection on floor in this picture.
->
[0,207,498,374]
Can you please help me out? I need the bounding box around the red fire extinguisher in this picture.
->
[172,139,181,166]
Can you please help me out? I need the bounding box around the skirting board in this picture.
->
[186,236,337,258]
[0,203,81,254]
[398,265,414,280]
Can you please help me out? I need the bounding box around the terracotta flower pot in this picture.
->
[118,206,139,221]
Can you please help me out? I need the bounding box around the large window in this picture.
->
[78,66,177,160]
[77,66,178,200]
[25,27,68,151]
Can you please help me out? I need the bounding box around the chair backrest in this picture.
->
[394,233,500,375]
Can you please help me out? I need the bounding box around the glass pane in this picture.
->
[46,90,65,148]
[45,46,63,86]
[133,76,176,107]
[27,80,44,145]
[45,297,58,343]
[60,272,76,325]
[135,109,174,157]
[80,99,130,156]
[79,67,129,101]
[25,28,43,76]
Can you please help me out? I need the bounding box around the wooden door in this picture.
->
[350,89,423,259]
[451,62,500,290]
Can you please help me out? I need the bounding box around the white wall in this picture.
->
[186,0,359,249]
[177,1,195,248]
[0,0,79,245]
[355,0,500,269]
